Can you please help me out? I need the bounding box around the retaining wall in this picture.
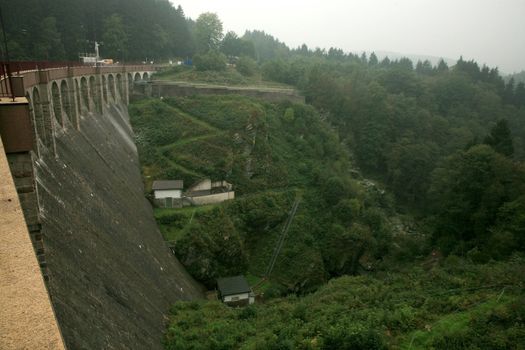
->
[151,81,306,104]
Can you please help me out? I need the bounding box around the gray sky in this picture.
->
[171,0,525,74]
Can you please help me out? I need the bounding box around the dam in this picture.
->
[0,64,203,349]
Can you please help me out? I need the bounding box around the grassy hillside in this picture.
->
[130,95,346,194]
[165,258,525,349]
[154,66,292,89]
[130,96,396,290]
[130,64,525,350]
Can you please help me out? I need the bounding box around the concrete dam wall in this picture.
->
[1,66,203,349]
[36,103,203,349]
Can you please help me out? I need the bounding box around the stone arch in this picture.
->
[127,73,133,93]
[25,92,32,115]
[89,76,101,113]
[108,74,116,101]
[102,75,108,103]
[116,74,124,100]
[134,72,141,82]
[80,77,89,111]
[142,72,149,80]
[32,87,48,146]
[60,80,73,124]
[25,92,36,144]
[51,82,62,126]
[75,79,81,116]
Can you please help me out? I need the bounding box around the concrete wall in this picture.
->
[188,178,212,192]
[190,191,235,205]
[223,292,249,302]
[29,100,204,349]
[0,99,35,153]
[154,189,182,199]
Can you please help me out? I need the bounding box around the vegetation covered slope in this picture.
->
[126,13,525,348]
[254,52,525,260]
[165,258,525,349]
[154,65,291,89]
[130,95,395,290]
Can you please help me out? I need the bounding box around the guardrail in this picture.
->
[0,61,88,99]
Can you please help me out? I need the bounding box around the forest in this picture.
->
[0,0,192,60]
[128,24,525,347]
[5,2,524,348]
[128,9,525,348]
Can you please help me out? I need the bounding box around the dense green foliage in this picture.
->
[165,258,525,349]
[132,35,525,300]
[242,48,525,258]
[130,96,395,289]
[194,12,224,54]
[429,145,525,257]
[507,71,525,84]
[221,32,256,60]
[194,50,227,72]
[236,56,259,77]
[148,44,525,264]
[2,0,193,61]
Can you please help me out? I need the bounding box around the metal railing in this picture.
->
[0,61,88,99]
[0,61,87,75]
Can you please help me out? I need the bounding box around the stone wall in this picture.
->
[150,81,306,104]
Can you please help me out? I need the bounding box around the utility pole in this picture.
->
[0,4,14,101]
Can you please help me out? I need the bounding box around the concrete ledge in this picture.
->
[0,136,65,350]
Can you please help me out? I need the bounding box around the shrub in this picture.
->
[157,213,186,225]
[236,56,258,76]
[194,50,227,71]
[283,107,295,122]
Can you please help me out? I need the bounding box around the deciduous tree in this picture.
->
[194,12,223,53]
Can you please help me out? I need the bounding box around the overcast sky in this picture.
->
[171,0,525,74]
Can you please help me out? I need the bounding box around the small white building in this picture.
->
[152,180,183,199]
[217,276,254,306]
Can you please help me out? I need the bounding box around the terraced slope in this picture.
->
[130,96,394,293]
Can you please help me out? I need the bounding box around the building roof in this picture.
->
[152,180,183,191]
[217,276,251,296]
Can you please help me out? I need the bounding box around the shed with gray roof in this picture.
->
[217,276,254,306]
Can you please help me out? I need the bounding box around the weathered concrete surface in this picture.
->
[34,103,203,349]
[0,137,65,350]
[150,81,306,104]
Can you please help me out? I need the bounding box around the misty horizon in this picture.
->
[171,0,525,74]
